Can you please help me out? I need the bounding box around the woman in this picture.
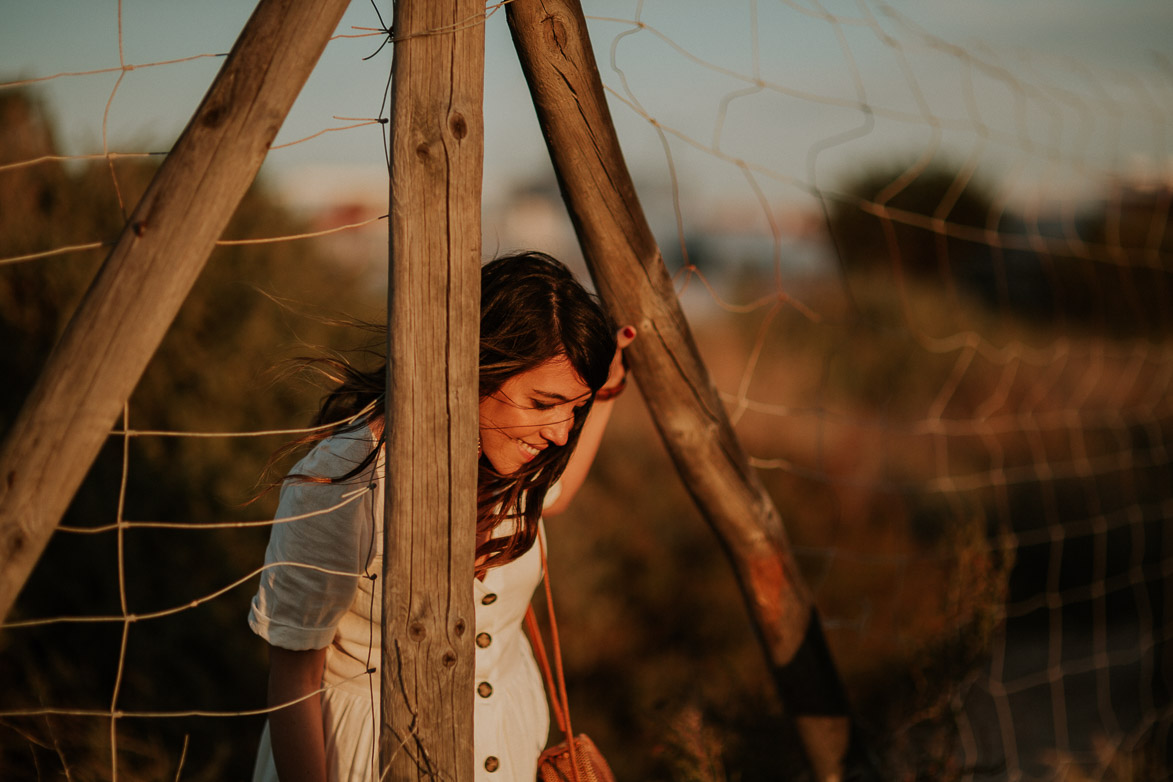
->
[248,252,635,782]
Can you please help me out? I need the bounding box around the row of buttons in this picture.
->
[481,590,498,772]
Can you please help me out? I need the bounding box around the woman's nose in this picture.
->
[541,415,572,446]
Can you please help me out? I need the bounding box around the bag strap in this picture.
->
[523,605,566,730]
[524,530,581,781]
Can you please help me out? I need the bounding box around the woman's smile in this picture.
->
[479,356,591,475]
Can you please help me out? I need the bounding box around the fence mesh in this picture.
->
[1,1,1170,780]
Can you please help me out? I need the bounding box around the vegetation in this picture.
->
[825,158,1173,337]
[2,87,1169,782]
[0,89,383,781]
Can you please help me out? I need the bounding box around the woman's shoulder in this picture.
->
[289,423,379,481]
[274,424,381,521]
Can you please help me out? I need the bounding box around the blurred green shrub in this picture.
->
[0,88,383,782]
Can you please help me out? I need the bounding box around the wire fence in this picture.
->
[1,1,1170,780]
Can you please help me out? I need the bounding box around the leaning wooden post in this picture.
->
[506,2,872,778]
[0,0,351,624]
[381,0,483,779]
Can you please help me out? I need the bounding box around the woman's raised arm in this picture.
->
[544,326,636,516]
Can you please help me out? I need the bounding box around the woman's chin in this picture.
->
[484,453,520,476]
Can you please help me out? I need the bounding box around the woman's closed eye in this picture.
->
[531,396,591,414]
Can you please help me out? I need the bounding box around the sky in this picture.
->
[3,0,1172,225]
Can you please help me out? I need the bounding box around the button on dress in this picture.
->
[248,427,550,781]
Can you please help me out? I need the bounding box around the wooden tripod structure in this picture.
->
[0,0,869,779]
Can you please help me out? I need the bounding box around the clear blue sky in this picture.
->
[3,0,1171,214]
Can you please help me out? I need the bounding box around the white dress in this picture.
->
[248,426,550,781]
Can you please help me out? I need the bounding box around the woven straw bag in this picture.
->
[535,734,614,782]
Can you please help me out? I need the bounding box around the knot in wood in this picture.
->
[4,527,23,555]
[454,619,466,636]
[201,101,227,129]
[448,112,468,140]
[408,621,427,641]
[441,651,457,668]
[541,14,568,50]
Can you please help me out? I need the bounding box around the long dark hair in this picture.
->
[274,252,615,572]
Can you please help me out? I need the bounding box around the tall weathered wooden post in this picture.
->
[381,0,484,778]
[0,0,351,624]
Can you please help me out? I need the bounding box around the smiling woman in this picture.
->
[247,251,635,782]
[479,356,592,476]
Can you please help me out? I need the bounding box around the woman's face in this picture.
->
[479,356,591,475]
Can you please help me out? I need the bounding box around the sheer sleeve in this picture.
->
[248,429,382,651]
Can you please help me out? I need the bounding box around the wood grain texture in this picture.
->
[381,0,484,779]
[506,0,860,778]
[0,0,351,624]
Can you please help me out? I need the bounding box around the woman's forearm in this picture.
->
[268,645,329,782]
[544,396,615,516]
[545,325,635,516]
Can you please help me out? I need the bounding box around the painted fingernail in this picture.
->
[623,326,636,339]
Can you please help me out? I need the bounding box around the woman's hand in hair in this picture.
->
[594,325,636,402]
[544,325,636,516]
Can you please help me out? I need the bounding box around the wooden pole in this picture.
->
[0,0,351,624]
[505,2,873,778]
[380,0,483,778]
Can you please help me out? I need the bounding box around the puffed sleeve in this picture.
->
[248,430,381,650]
